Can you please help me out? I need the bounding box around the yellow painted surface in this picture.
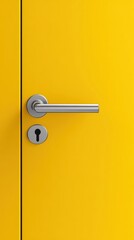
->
[23,1,134,239]
[0,0,20,239]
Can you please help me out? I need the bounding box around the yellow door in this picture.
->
[0,1,20,239]
[22,1,134,240]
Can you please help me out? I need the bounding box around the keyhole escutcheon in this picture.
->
[28,125,48,144]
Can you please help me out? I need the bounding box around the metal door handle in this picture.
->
[27,94,99,118]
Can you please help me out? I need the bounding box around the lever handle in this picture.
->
[27,94,99,118]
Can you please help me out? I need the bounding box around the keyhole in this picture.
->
[35,128,41,142]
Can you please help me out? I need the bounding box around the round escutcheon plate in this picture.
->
[27,94,48,118]
[27,124,48,144]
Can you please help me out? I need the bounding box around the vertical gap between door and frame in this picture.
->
[20,0,22,239]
